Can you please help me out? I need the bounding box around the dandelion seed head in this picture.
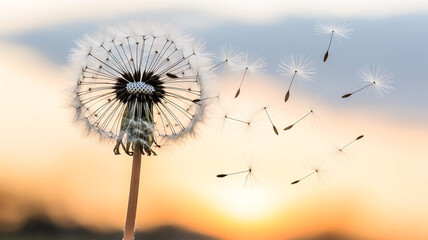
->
[301,158,328,184]
[357,64,394,97]
[232,52,266,75]
[315,17,353,39]
[278,55,316,81]
[217,45,241,65]
[69,22,212,155]
[70,35,96,63]
[243,154,263,187]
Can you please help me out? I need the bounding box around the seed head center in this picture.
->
[126,82,155,95]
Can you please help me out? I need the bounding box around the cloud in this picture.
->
[1,0,428,35]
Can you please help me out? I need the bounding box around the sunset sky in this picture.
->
[1,1,428,240]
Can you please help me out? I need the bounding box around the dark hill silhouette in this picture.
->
[288,232,368,240]
[0,215,219,240]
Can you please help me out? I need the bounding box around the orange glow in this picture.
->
[1,42,428,240]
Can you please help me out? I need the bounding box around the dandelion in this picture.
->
[217,165,259,187]
[291,170,317,185]
[339,135,364,152]
[291,161,325,185]
[209,45,240,71]
[263,106,278,135]
[212,103,249,139]
[315,18,353,62]
[283,109,313,131]
[278,55,315,102]
[326,137,353,162]
[232,53,266,98]
[328,135,364,162]
[69,23,211,240]
[212,100,239,129]
[342,64,394,98]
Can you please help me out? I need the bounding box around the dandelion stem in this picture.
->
[225,169,250,176]
[294,110,313,125]
[112,41,132,74]
[340,135,364,151]
[157,53,193,76]
[301,170,317,180]
[284,110,313,131]
[235,67,248,98]
[148,40,172,73]
[285,71,297,102]
[225,116,249,125]
[126,38,137,72]
[327,31,334,54]
[292,170,317,185]
[217,169,256,187]
[152,48,179,73]
[264,107,278,135]
[353,82,374,95]
[342,82,375,98]
[192,95,218,103]
[288,71,297,92]
[88,53,123,76]
[209,60,227,71]
[155,103,176,135]
[159,101,185,130]
[163,97,194,120]
[324,31,334,62]
[340,141,354,151]
[100,45,128,74]
[144,37,156,73]
[123,146,142,240]
[201,96,218,101]
[119,44,135,74]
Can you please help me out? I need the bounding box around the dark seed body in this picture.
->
[342,93,352,98]
[235,88,241,98]
[273,125,279,135]
[323,51,329,62]
[284,125,293,131]
[291,180,300,185]
[284,91,290,102]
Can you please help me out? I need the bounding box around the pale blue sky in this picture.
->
[2,10,427,124]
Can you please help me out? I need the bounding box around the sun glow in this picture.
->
[230,188,268,220]
[212,186,275,222]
